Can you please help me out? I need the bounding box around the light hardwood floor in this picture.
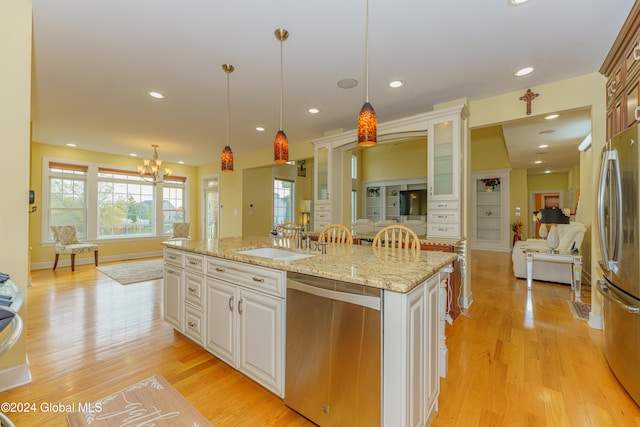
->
[1,251,639,426]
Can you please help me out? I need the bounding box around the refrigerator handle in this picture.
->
[597,148,612,268]
[596,280,640,314]
[611,148,623,266]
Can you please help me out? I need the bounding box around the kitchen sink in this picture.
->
[236,248,315,261]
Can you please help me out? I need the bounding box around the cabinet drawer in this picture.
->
[185,253,205,273]
[315,204,331,212]
[314,212,331,220]
[164,248,184,267]
[206,257,286,298]
[428,200,459,210]
[428,211,459,223]
[184,272,205,308]
[428,223,461,237]
[184,304,205,345]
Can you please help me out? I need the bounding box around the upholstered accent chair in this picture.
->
[168,222,191,241]
[51,225,99,272]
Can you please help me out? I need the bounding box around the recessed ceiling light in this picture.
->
[66,143,76,147]
[534,160,543,164]
[147,91,165,99]
[545,114,559,120]
[389,80,404,88]
[514,67,534,77]
[508,0,529,5]
[256,126,265,132]
[129,153,138,157]
[538,144,549,148]
[178,160,184,164]
[337,78,358,89]
[308,108,320,114]
[544,170,552,174]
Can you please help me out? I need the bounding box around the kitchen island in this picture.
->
[162,236,458,426]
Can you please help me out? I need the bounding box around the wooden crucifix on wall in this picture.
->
[519,88,539,115]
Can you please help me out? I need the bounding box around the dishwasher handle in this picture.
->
[287,279,381,311]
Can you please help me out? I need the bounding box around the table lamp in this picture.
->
[539,208,570,252]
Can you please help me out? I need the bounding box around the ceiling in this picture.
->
[30,0,634,167]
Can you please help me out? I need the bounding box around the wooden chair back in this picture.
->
[319,224,353,244]
[372,225,419,251]
[277,222,300,239]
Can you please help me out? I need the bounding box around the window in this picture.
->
[273,179,294,226]
[43,158,187,242]
[351,155,358,222]
[48,162,88,239]
[97,168,155,237]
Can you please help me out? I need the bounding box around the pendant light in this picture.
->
[274,28,289,163]
[358,0,377,147]
[221,64,234,172]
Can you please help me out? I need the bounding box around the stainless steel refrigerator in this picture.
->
[597,124,640,406]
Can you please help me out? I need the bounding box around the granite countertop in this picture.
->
[162,236,458,293]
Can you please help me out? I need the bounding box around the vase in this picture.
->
[486,187,493,192]
[546,225,560,252]
[513,233,521,246]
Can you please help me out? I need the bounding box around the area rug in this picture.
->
[568,300,590,321]
[67,374,213,426]
[96,259,163,285]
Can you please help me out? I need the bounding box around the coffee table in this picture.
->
[526,249,583,299]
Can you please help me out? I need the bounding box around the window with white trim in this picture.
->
[273,179,294,226]
[43,159,188,242]
[48,162,88,239]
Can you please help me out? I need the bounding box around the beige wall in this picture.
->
[0,0,31,381]
[360,137,427,182]
[470,126,511,171]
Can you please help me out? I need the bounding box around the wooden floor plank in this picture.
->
[1,251,639,426]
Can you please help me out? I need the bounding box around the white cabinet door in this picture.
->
[206,278,237,367]
[425,274,440,416]
[407,283,426,427]
[163,264,183,330]
[238,287,284,396]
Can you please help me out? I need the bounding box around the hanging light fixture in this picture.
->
[137,144,172,185]
[358,0,377,147]
[221,63,235,172]
[274,28,289,163]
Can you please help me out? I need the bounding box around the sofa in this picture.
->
[512,222,587,284]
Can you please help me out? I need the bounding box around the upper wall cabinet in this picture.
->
[601,1,640,140]
[426,105,470,240]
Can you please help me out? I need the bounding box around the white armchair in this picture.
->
[512,222,587,284]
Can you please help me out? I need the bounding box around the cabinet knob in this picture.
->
[634,45,640,61]
[188,321,196,328]
[252,277,265,283]
[635,106,640,122]
[228,296,234,311]
[238,299,244,315]
[215,267,225,273]
[189,287,196,292]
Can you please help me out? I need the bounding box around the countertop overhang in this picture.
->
[162,236,458,293]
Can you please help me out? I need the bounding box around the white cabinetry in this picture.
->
[163,248,184,331]
[383,269,446,427]
[183,252,205,345]
[427,105,469,239]
[313,141,334,231]
[205,257,285,397]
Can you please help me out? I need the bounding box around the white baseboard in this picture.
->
[460,292,473,309]
[30,250,163,271]
[0,359,31,392]
[589,312,603,330]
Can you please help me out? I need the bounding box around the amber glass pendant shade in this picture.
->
[221,144,234,172]
[358,101,377,147]
[274,130,289,163]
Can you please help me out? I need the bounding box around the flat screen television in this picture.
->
[399,189,427,216]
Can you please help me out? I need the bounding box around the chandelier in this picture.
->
[137,144,172,185]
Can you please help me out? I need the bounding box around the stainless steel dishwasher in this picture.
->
[285,272,381,426]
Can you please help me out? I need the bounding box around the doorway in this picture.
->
[530,191,562,238]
